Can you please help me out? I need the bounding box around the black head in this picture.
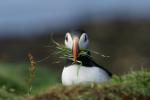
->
[70,29,86,37]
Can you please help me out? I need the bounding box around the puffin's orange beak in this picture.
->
[73,37,79,64]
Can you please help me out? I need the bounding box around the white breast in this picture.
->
[62,64,110,85]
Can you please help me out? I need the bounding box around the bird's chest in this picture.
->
[62,64,109,85]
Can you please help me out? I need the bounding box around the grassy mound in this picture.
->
[30,70,150,100]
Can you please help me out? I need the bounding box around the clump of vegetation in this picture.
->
[30,70,150,100]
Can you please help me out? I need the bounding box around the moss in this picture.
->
[30,70,150,100]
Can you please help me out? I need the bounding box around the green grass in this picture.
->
[31,70,150,100]
[0,62,59,100]
[0,88,25,100]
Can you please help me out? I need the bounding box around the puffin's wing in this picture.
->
[90,59,112,77]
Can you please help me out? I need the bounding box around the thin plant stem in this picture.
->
[27,53,36,96]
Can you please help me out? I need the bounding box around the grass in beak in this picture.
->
[52,38,110,64]
[52,40,91,64]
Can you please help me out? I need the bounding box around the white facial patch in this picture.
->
[65,32,73,49]
[79,33,89,49]
[65,32,89,49]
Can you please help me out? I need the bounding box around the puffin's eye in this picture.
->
[65,35,68,41]
[84,35,87,42]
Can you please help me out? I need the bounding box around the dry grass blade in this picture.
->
[27,53,37,96]
[52,39,107,64]
[53,42,90,63]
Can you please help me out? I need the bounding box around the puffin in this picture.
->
[62,29,112,85]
